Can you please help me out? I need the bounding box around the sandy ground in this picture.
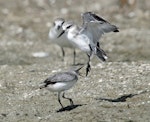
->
[0,0,150,122]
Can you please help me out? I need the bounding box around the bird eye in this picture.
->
[57,25,61,30]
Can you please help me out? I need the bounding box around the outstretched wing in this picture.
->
[81,12,119,43]
[82,12,107,24]
[81,21,118,44]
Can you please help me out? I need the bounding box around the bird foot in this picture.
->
[86,63,91,76]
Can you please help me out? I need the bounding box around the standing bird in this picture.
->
[40,66,83,109]
[57,12,119,76]
[60,21,107,76]
[49,18,76,65]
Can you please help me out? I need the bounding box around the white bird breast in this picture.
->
[49,28,74,48]
[46,80,77,92]
[68,32,92,53]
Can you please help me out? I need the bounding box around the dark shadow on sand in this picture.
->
[96,90,149,102]
[56,104,84,113]
[71,63,84,66]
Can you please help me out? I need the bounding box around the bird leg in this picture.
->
[61,47,65,61]
[73,49,76,65]
[97,42,100,48]
[86,54,91,76]
[58,92,64,108]
[62,92,74,106]
[86,44,93,76]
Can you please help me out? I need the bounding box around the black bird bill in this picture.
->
[57,30,65,38]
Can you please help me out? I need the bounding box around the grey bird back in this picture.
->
[49,72,78,83]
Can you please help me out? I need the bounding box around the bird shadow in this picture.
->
[95,90,149,102]
[71,63,85,66]
[56,104,85,113]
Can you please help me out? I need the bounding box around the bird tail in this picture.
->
[39,82,47,89]
[96,47,108,61]
[39,83,45,89]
